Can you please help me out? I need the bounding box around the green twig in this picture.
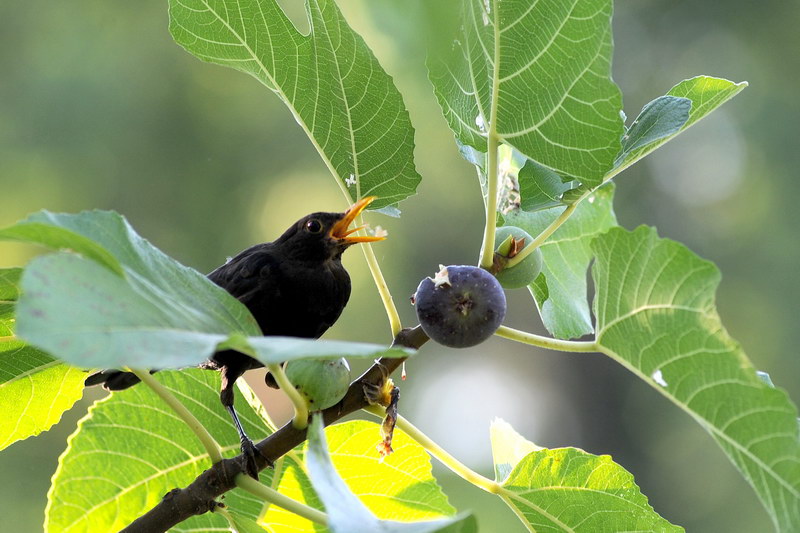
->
[494,325,597,353]
[130,368,223,464]
[267,363,309,430]
[235,475,328,526]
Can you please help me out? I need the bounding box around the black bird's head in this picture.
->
[275,196,385,262]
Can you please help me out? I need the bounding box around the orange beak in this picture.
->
[330,196,386,245]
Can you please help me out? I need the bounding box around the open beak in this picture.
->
[330,196,386,245]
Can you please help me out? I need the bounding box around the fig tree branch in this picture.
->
[119,325,429,533]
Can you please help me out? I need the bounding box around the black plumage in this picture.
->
[86,197,383,477]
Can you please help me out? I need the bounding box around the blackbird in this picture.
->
[86,196,384,478]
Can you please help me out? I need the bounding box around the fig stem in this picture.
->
[267,363,310,430]
[494,325,598,353]
[364,407,502,495]
[235,474,328,526]
[358,213,403,337]
[519,202,580,261]
[130,368,223,464]
[502,239,539,269]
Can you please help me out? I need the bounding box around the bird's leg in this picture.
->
[220,366,265,479]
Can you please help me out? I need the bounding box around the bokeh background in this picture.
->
[1,1,798,531]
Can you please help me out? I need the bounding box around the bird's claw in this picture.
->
[240,438,270,480]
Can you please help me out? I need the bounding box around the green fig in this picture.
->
[493,226,543,289]
[285,358,351,411]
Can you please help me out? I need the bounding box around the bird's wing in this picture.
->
[207,244,280,307]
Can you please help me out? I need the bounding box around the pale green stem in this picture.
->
[480,132,501,269]
[517,202,579,257]
[358,228,402,337]
[0,335,17,342]
[236,475,328,526]
[365,406,501,495]
[508,167,619,268]
[479,1,503,270]
[267,363,309,430]
[130,368,223,464]
[494,325,597,353]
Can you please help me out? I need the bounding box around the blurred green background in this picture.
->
[1,1,798,531]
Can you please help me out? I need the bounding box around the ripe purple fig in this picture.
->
[414,265,506,348]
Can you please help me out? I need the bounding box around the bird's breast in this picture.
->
[253,260,351,339]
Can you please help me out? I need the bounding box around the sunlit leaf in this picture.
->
[502,448,682,531]
[45,370,279,532]
[263,419,465,532]
[489,419,681,531]
[0,267,85,451]
[295,416,475,533]
[168,0,421,212]
[0,340,85,451]
[428,0,623,187]
[503,184,617,339]
[592,226,800,531]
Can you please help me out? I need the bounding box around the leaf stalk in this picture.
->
[130,368,223,464]
[494,325,597,353]
[266,363,310,430]
[358,226,402,337]
[367,407,502,495]
[479,0,504,269]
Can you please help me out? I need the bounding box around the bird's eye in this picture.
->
[305,219,323,234]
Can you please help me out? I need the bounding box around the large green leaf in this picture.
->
[294,416,475,533]
[490,419,681,532]
[592,226,800,532]
[428,0,623,187]
[3,211,409,370]
[503,184,617,339]
[168,0,421,213]
[0,340,85,451]
[263,419,464,531]
[0,209,259,335]
[45,369,281,532]
[612,76,747,175]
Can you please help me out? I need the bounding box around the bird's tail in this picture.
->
[85,369,152,390]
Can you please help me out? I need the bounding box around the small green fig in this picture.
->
[285,358,351,410]
[493,226,543,289]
